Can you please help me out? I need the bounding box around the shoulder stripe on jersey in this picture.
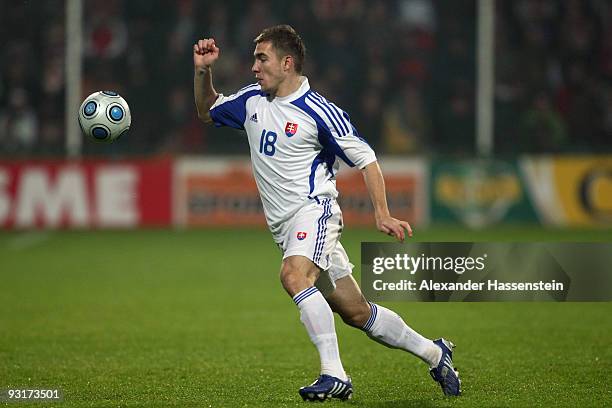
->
[238,83,260,93]
[233,83,260,97]
[311,92,350,135]
[312,92,350,135]
[309,92,346,134]
[329,102,350,134]
[212,83,261,108]
[291,94,356,167]
[210,87,262,130]
[308,93,348,136]
[305,94,345,137]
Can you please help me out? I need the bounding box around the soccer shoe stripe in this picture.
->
[334,382,345,395]
[311,92,349,135]
[305,94,345,137]
[314,200,333,263]
[362,302,378,332]
[329,383,338,395]
[342,383,349,394]
[336,383,345,395]
[293,287,319,305]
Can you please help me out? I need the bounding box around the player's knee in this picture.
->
[280,264,311,294]
[279,267,299,290]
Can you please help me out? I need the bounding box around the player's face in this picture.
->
[252,41,287,93]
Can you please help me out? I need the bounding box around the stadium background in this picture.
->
[1,0,611,407]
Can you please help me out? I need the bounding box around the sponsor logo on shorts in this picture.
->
[297,231,307,240]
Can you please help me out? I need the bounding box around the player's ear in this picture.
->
[283,55,293,72]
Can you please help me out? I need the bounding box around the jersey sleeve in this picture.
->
[302,91,377,169]
[209,84,261,130]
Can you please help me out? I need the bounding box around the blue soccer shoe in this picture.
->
[299,374,353,401]
[430,338,461,396]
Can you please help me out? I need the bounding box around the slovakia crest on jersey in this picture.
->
[285,122,298,137]
[297,231,307,240]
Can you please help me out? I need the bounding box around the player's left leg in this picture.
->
[325,274,442,366]
[323,245,461,396]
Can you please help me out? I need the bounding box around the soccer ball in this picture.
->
[78,91,131,142]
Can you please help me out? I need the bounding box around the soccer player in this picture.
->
[193,25,460,401]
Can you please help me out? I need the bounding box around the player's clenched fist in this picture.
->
[193,38,220,70]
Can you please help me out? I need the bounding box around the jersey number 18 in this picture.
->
[259,129,278,156]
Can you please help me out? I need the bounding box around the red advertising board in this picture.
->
[0,158,172,228]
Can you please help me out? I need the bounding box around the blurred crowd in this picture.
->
[0,0,610,157]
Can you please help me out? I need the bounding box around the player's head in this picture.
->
[252,25,306,93]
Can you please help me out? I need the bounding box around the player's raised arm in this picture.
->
[361,161,413,242]
[193,38,220,123]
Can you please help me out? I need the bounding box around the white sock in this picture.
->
[293,287,347,380]
[363,303,442,368]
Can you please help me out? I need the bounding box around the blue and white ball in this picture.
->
[78,91,131,142]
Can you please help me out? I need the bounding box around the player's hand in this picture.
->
[193,38,220,70]
[376,215,413,242]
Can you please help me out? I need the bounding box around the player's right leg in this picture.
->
[277,199,353,401]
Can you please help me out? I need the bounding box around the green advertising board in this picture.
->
[430,158,539,226]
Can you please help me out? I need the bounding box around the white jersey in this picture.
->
[209,77,376,238]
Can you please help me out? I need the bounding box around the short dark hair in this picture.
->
[254,25,306,73]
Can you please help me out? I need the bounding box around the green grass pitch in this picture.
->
[1,226,611,407]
